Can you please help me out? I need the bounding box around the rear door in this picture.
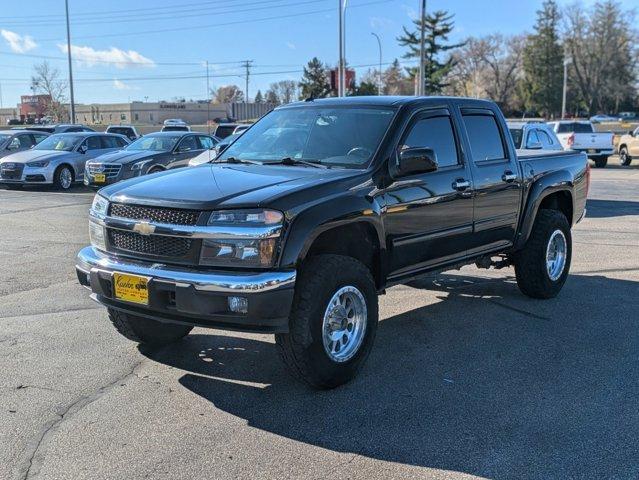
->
[459,107,523,254]
[383,107,474,279]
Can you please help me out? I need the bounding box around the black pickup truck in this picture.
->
[76,96,588,388]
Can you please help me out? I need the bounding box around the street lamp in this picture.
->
[338,0,348,97]
[371,33,382,95]
[561,57,571,119]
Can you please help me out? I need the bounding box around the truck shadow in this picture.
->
[142,272,639,479]
[585,198,639,218]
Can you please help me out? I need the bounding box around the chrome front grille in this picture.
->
[87,163,121,178]
[109,203,201,226]
[108,230,193,257]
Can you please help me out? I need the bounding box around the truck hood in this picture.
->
[101,163,363,210]
[0,149,71,164]
[94,149,164,164]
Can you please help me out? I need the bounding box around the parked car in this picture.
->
[618,112,639,122]
[589,114,618,123]
[547,120,614,168]
[186,132,237,165]
[233,124,251,135]
[105,125,141,141]
[214,123,240,139]
[161,125,190,132]
[6,118,22,126]
[84,131,216,187]
[0,132,129,190]
[25,124,95,134]
[76,96,588,388]
[163,118,187,126]
[0,129,50,160]
[507,122,562,150]
[616,126,639,166]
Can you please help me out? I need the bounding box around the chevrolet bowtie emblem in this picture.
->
[133,221,155,236]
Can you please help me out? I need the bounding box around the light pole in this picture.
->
[561,57,571,119]
[418,0,426,96]
[65,0,76,124]
[371,33,382,95]
[338,0,347,96]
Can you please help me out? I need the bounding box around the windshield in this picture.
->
[509,128,523,148]
[107,127,132,136]
[126,135,180,151]
[218,106,395,168]
[33,134,83,151]
[0,134,11,143]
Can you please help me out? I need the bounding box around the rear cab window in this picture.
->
[557,122,594,134]
[462,113,507,161]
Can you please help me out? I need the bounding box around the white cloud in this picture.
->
[113,79,137,90]
[1,30,37,53]
[57,44,155,68]
[401,4,418,20]
[370,17,394,29]
[286,42,296,50]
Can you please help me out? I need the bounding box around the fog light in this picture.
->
[228,296,248,314]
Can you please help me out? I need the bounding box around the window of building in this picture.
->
[134,113,139,121]
[120,114,126,121]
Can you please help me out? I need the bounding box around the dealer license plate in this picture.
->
[113,273,149,305]
[588,149,597,154]
[93,173,106,183]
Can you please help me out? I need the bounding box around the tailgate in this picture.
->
[572,133,613,150]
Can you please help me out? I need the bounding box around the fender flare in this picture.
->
[515,169,575,249]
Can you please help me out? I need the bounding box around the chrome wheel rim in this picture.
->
[59,168,72,189]
[546,229,567,281]
[322,285,367,363]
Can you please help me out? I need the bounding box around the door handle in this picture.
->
[452,179,471,191]
[502,171,517,182]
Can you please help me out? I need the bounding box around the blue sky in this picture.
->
[0,0,635,106]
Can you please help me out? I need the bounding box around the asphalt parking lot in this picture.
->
[1,158,638,480]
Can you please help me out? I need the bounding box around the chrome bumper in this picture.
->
[76,246,296,293]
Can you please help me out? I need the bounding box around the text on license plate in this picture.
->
[113,273,149,305]
[93,173,106,183]
[588,149,597,153]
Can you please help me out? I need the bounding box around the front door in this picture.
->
[383,107,474,280]
[169,135,202,168]
[458,108,522,254]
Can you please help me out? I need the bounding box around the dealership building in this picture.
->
[1,97,273,126]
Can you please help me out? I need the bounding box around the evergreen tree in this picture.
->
[353,81,379,96]
[383,59,412,95]
[521,0,564,117]
[397,10,464,94]
[254,90,263,103]
[264,89,279,105]
[299,57,332,99]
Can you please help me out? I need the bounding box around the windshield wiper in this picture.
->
[275,157,328,169]
[215,157,262,165]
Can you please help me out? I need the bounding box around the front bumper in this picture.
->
[76,246,296,333]
[84,166,135,187]
[0,164,53,184]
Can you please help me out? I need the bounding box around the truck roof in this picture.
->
[280,95,497,109]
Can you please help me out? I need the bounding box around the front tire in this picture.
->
[592,156,608,168]
[619,147,632,166]
[514,209,572,299]
[275,255,378,389]
[53,165,74,190]
[107,308,193,346]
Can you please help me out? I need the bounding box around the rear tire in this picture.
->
[275,255,378,389]
[107,308,193,346]
[619,147,632,166]
[592,156,608,168]
[53,165,74,190]
[514,209,572,299]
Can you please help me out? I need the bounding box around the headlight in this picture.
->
[90,194,109,218]
[200,209,283,267]
[89,220,107,251]
[26,160,49,168]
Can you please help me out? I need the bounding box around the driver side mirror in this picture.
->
[393,147,438,177]
[78,144,88,154]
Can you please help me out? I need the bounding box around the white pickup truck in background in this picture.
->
[548,120,614,168]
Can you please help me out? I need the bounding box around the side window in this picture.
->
[462,114,506,161]
[198,136,215,149]
[101,136,119,149]
[177,136,198,152]
[7,137,21,150]
[116,137,129,148]
[401,115,459,168]
[85,136,102,150]
[33,134,48,144]
[538,130,554,148]
[18,135,34,148]
[526,130,540,147]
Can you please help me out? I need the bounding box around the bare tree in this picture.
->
[31,61,69,122]
[269,80,298,104]
[212,85,244,103]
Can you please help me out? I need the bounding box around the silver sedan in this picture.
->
[0,132,129,190]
